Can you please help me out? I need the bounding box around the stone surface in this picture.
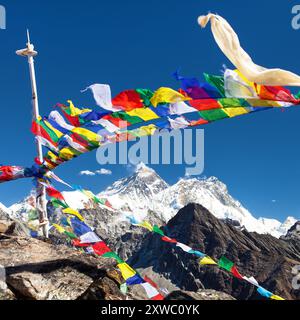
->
[166,289,235,300]
[0,236,123,300]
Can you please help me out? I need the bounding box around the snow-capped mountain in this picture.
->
[101,163,169,221]
[7,163,298,238]
[9,194,36,222]
[98,164,298,238]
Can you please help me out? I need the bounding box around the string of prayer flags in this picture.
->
[46,182,164,301]
[43,174,286,301]
[26,67,300,174]
[125,216,285,300]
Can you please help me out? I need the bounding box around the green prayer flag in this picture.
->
[39,119,60,143]
[63,230,77,239]
[199,109,229,121]
[112,111,143,125]
[92,195,104,204]
[203,73,225,97]
[51,198,68,209]
[218,256,234,271]
[102,251,124,264]
[153,225,165,236]
[218,98,250,108]
[136,88,154,107]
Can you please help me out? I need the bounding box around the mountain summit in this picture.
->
[98,164,297,238]
[7,163,298,238]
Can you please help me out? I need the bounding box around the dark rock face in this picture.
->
[283,222,300,241]
[0,236,125,300]
[129,203,300,300]
[79,276,125,300]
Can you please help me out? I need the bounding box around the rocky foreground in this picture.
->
[1,202,300,300]
[0,216,234,300]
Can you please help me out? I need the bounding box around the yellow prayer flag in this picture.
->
[270,295,285,300]
[117,263,136,280]
[52,224,65,234]
[246,98,281,107]
[72,127,101,143]
[127,108,159,121]
[150,87,190,107]
[199,256,217,265]
[234,70,258,93]
[59,147,77,160]
[62,208,84,221]
[223,107,249,118]
[67,100,92,116]
[47,151,59,163]
[138,221,153,232]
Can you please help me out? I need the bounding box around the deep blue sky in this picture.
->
[0,0,300,222]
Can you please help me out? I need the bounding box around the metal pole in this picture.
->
[16,31,49,238]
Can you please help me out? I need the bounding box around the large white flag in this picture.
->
[198,14,300,86]
[82,84,122,112]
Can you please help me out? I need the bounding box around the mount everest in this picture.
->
[3,163,297,238]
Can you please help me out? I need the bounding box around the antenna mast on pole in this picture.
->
[16,31,49,238]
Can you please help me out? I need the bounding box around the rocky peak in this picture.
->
[104,163,168,197]
[129,203,300,300]
[283,221,300,241]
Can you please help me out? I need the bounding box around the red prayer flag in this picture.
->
[190,119,209,126]
[257,84,297,103]
[151,294,164,300]
[72,239,90,247]
[92,241,111,256]
[189,99,221,111]
[112,90,144,111]
[46,186,65,201]
[102,114,130,128]
[231,266,244,280]
[161,236,178,244]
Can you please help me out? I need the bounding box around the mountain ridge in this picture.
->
[98,164,297,238]
[6,163,298,238]
[128,203,300,300]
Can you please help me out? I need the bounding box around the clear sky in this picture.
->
[0,0,300,222]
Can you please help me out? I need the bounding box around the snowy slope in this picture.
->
[98,164,298,238]
[7,164,298,238]
[101,163,169,221]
